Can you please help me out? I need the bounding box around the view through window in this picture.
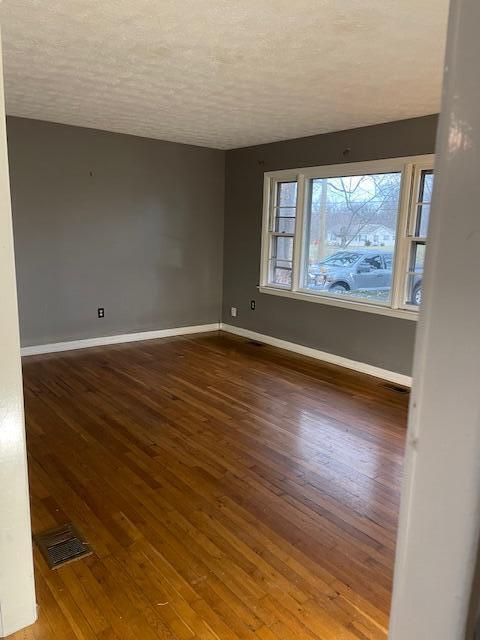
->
[261,156,434,317]
[303,172,402,303]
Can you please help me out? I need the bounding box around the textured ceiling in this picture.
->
[0,0,449,150]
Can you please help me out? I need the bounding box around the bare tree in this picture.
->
[310,174,400,251]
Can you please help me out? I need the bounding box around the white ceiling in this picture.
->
[0,0,449,150]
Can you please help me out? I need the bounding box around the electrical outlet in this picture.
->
[98,307,105,318]
[230,306,237,318]
[250,300,256,311]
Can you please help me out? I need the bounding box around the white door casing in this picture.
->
[0,27,37,638]
[389,0,480,637]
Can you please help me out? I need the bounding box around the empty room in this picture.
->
[1,1,480,639]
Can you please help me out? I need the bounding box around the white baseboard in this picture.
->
[220,323,412,387]
[0,609,37,639]
[21,321,411,387]
[20,323,221,356]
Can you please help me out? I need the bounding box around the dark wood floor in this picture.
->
[11,332,408,640]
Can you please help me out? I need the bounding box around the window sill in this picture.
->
[258,286,418,321]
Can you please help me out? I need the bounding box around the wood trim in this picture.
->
[221,323,412,387]
[0,33,37,638]
[263,154,435,181]
[21,319,412,386]
[258,285,419,320]
[20,323,221,357]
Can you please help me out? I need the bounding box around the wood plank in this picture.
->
[8,332,407,639]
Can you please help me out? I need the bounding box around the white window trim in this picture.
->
[259,154,435,321]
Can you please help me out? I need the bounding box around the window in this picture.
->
[260,155,434,319]
[302,171,401,305]
[403,167,433,307]
[266,181,297,287]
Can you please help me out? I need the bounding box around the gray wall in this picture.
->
[7,116,225,347]
[8,114,438,373]
[223,115,439,376]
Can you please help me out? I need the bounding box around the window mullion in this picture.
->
[407,166,422,237]
[291,174,306,292]
[391,164,414,309]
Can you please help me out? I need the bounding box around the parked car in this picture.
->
[307,250,423,304]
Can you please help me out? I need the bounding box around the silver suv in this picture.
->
[308,249,423,305]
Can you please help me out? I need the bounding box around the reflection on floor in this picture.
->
[12,331,407,639]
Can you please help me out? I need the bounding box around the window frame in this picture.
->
[395,161,434,311]
[259,154,434,321]
[264,179,297,289]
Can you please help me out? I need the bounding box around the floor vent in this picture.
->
[246,340,264,347]
[34,523,92,569]
[382,383,410,394]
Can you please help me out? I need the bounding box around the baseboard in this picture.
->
[20,323,221,356]
[0,607,37,638]
[220,323,412,387]
[21,321,412,386]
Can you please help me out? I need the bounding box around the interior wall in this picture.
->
[8,114,439,373]
[222,115,439,376]
[7,116,225,347]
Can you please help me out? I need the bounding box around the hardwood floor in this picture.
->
[11,331,408,639]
